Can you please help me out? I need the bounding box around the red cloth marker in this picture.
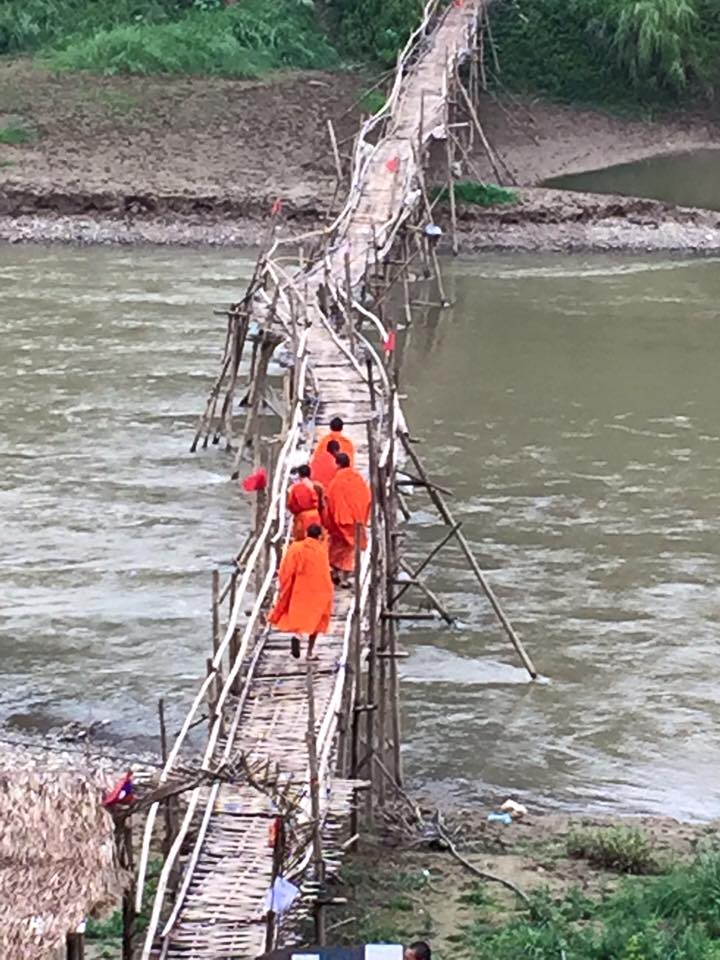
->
[270,197,283,216]
[242,468,268,492]
[386,155,400,174]
[383,331,396,354]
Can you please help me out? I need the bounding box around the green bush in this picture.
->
[432,181,519,206]
[566,826,660,874]
[490,0,720,107]
[462,853,720,960]
[0,125,36,145]
[49,1,338,76]
[332,0,422,65]
[0,0,185,55]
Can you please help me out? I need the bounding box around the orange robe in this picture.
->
[269,537,333,636]
[287,479,322,541]
[325,467,371,572]
[313,429,355,467]
[310,447,339,489]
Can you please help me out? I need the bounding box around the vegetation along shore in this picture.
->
[1,0,720,250]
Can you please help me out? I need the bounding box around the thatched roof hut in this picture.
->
[0,743,127,960]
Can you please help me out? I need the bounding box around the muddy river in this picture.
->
[2,246,720,820]
[546,148,720,211]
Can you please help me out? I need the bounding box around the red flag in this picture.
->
[103,770,134,808]
[270,197,283,217]
[383,331,396,354]
[242,468,267,492]
[386,155,400,174]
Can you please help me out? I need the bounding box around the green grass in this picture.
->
[86,856,163,948]
[461,853,720,960]
[432,181,519,207]
[0,0,185,55]
[0,125,36,145]
[0,0,338,77]
[360,88,387,114]
[50,2,338,77]
[566,826,661,875]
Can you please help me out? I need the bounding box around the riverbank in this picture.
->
[329,808,720,957]
[3,189,720,254]
[2,64,720,251]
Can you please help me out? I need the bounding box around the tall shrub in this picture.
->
[332,0,422,65]
[601,0,700,92]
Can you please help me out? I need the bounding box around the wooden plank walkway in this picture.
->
[143,3,484,957]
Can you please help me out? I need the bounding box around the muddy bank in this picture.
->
[2,62,720,251]
[3,188,720,253]
[469,94,720,185]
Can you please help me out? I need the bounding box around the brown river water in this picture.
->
[2,246,720,820]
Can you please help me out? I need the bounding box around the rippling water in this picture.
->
[2,246,720,818]
[0,246,253,748]
[401,254,720,820]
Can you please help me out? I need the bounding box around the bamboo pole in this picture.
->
[399,432,537,679]
[445,82,459,257]
[228,571,241,694]
[397,558,455,625]
[349,524,363,847]
[364,417,380,814]
[121,821,135,960]
[305,665,326,945]
[391,522,461,605]
[211,569,220,667]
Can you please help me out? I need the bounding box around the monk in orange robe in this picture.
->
[287,464,323,541]
[325,453,371,586]
[268,524,333,659]
[313,416,355,467]
[310,438,340,489]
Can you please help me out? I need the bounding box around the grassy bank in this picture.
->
[0,0,338,76]
[329,816,720,960]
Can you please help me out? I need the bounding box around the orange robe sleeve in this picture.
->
[269,542,302,625]
[326,470,371,537]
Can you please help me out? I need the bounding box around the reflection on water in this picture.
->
[545,148,720,211]
[401,254,720,820]
[2,246,720,819]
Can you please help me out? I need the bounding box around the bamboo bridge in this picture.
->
[135,2,536,956]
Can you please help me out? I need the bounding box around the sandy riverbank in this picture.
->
[2,63,720,251]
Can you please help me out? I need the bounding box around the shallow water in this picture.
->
[2,246,720,819]
[545,148,720,211]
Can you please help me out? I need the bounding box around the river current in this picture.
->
[2,246,719,820]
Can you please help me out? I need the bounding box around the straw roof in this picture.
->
[0,744,127,960]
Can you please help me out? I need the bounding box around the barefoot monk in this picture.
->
[325,453,371,586]
[268,524,333,660]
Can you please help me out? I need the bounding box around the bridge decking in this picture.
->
[141,3,484,957]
